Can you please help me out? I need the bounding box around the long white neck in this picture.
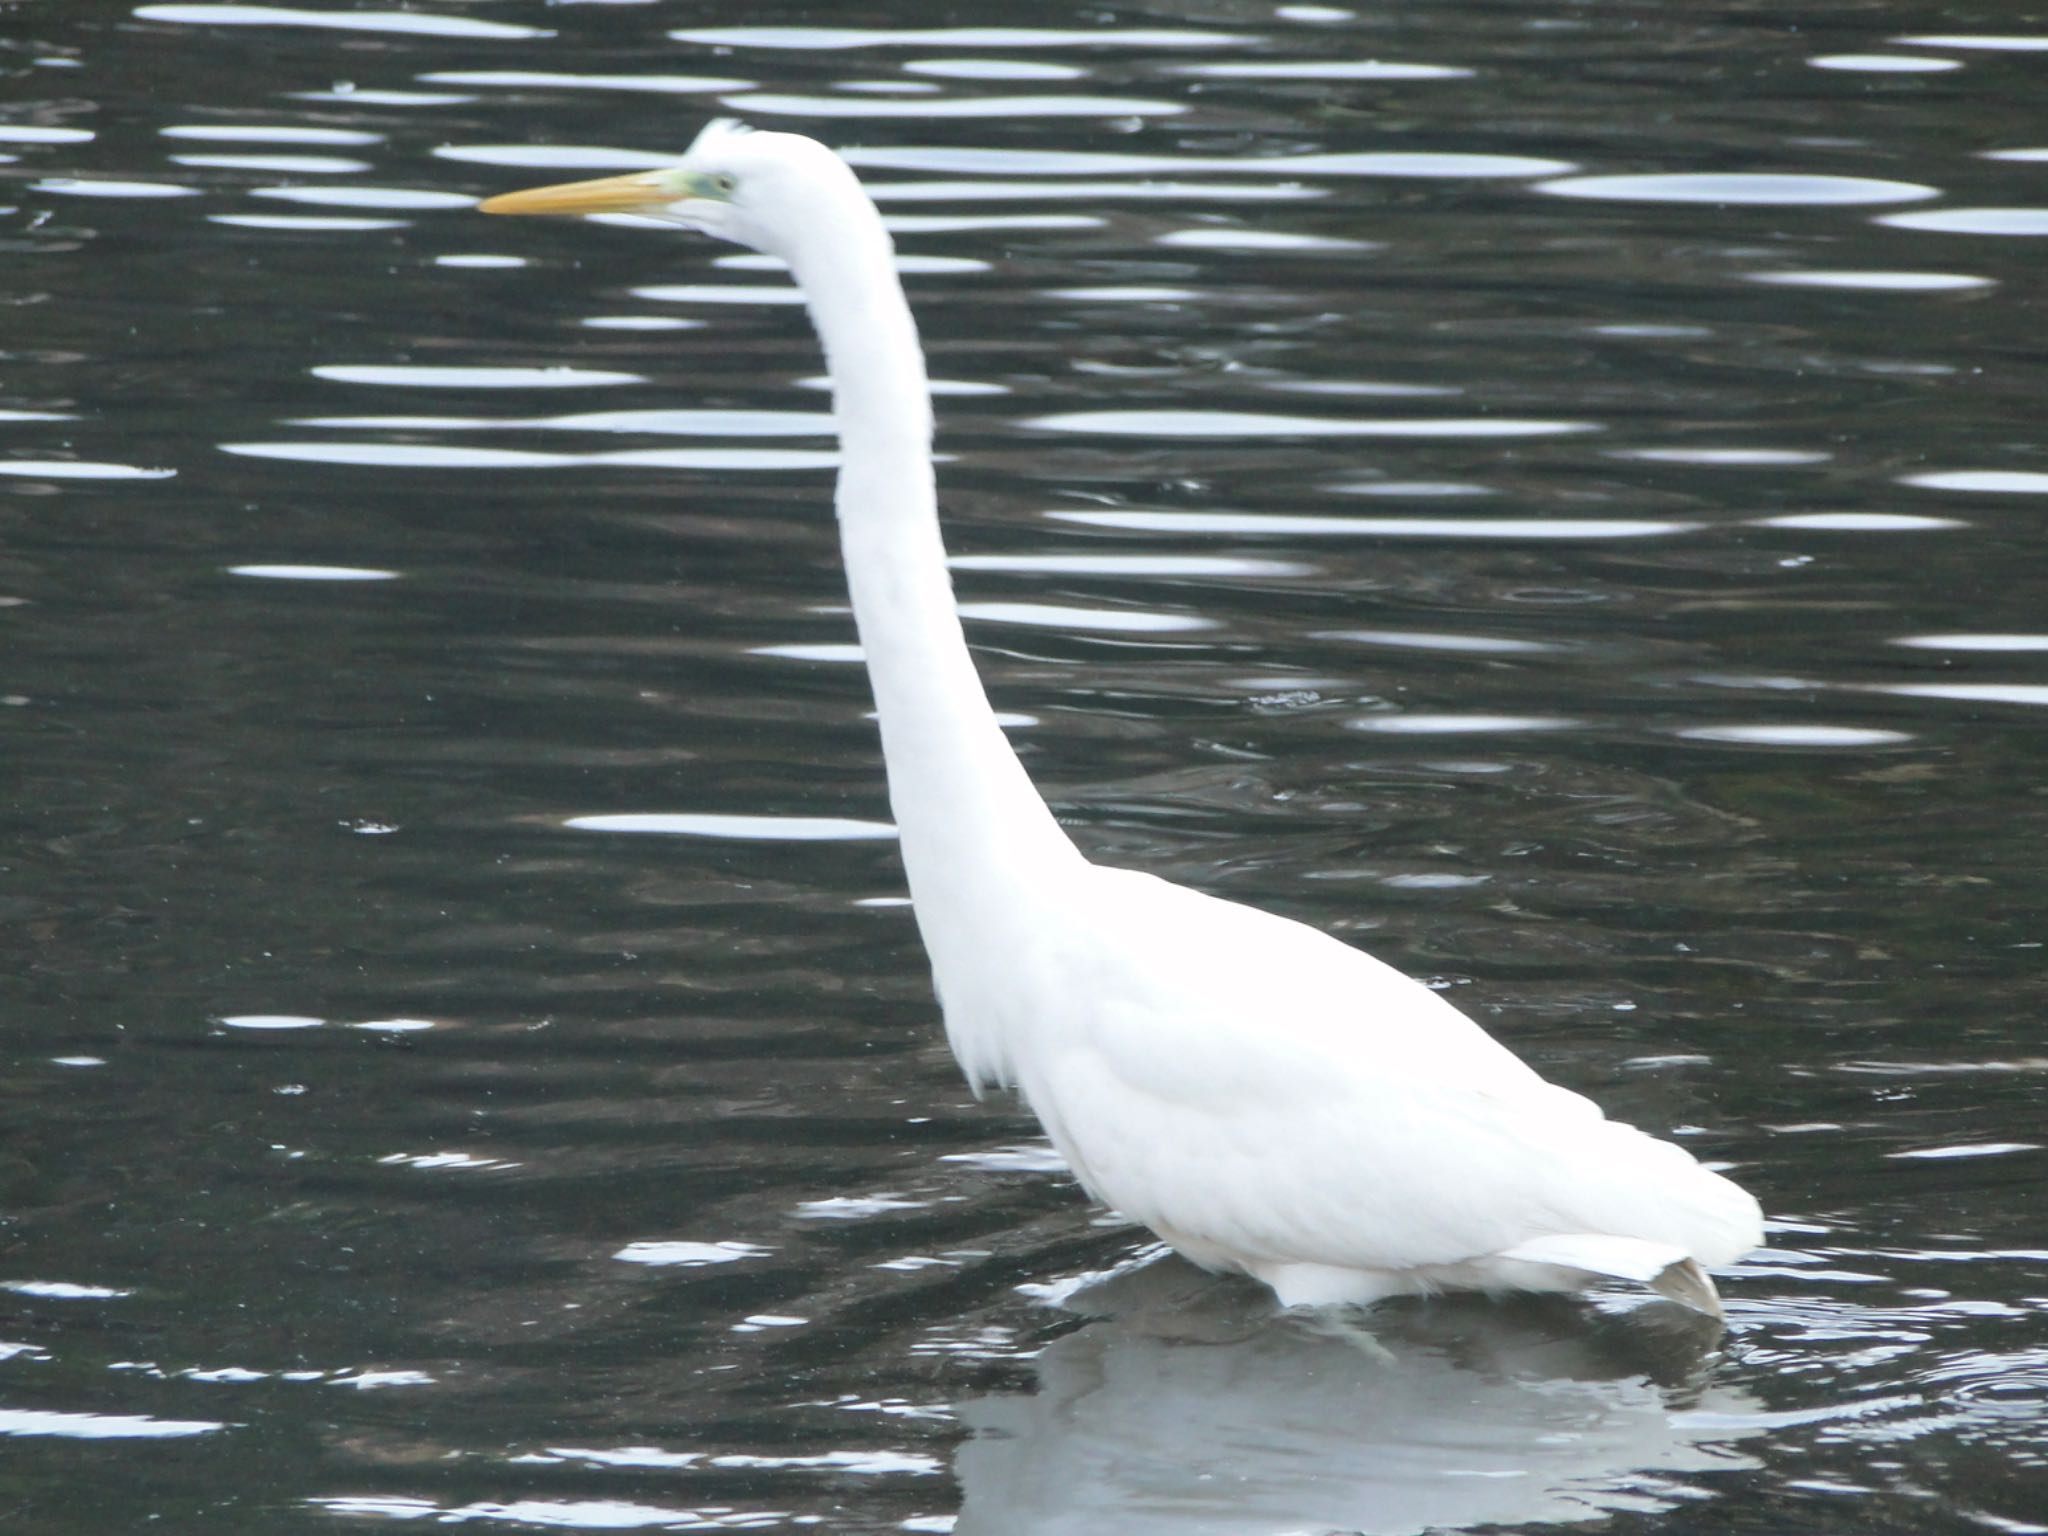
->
[784,191,1080,1080]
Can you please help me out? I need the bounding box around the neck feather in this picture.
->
[785,201,1079,1021]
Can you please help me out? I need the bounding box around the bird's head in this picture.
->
[478,119,862,264]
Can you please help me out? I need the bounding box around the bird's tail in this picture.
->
[1494,1233,1726,1318]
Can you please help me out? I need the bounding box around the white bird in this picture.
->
[480,121,1764,1318]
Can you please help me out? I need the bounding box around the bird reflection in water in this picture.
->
[953,1255,1760,1536]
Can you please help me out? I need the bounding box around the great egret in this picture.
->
[480,121,1764,1317]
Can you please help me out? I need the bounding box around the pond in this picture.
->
[4,3,2046,1532]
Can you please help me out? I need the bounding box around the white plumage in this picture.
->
[481,122,1764,1317]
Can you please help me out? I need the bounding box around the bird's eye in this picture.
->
[711,172,738,195]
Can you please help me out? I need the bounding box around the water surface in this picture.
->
[5,3,2048,1533]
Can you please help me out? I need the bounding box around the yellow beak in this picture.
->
[477,169,680,217]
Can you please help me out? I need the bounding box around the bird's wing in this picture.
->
[1020,866,1758,1275]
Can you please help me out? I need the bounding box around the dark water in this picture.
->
[6,2,2048,1531]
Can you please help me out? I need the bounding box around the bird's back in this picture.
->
[983,863,1761,1290]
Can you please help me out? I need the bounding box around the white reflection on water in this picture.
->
[29,178,196,199]
[1745,269,1992,291]
[1808,53,1960,72]
[0,1408,225,1440]
[870,179,1323,204]
[724,92,1186,120]
[172,153,367,174]
[250,185,473,210]
[1049,509,1698,540]
[955,1259,1756,1536]
[849,145,1570,178]
[421,70,752,95]
[1028,409,1591,438]
[719,251,988,276]
[312,365,644,389]
[312,1496,798,1527]
[1751,512,1963,531]
[632,282,805,305]
[1322,628,1554,655]
[0,459,174,480]
[1158,227,1375,253]
[211,214,407,232]
[957,600,1210,633]
[0,126,93,144]
[1352,713,1577,735]
[1878,207,2048,236]
[291,86,474,107]
[437,144,673,173]
[1864,683,2048,709]
[1616,446,1829,465]
[228,564,398,581]
[580,316,702,331]
[1892,633,2048,651]
[1,1280,132,1299]
[1903,469,2048,493]
[1536,172,1938,204]
[613,1241,771,1267]
[751,642,865,664]
[905,59,1087,81]
[134,3,549,39]
[293,408,831,436]
[1176,59,1472,80]
[1887,1142,2042,1161]
[1678,725,1914,748]
[1045,285,1202,303]
[221,442,837,471]
[161,123,381,145]
[1892,33,2048,50]
[672,26,1253,50]
[949,552,1307,577]
[565,813,896,840]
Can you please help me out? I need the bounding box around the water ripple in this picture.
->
[1904,470,2048,494]
[671,26,1253,50]
[1893,633,2048,652]
[613,1241,771,1268]
[565,813,896,841]
[173,152,368,173]
[220,442,836,470]
[1176,59,1472,81]
[250,185,473,211]
[294,408,831,436]
[0,1409,225,1440]
[1809,53,1961,73]
[1026,410,1593,438]
[0,458,174,480]
[31,178,195,200]
[162,124,380,145]
[724,92,1185,120]
[133,3,550,39]
[956,600,1210,633]
[1048,509,1698,540]
[1747,269,1993,291]
[1892,33,2048,51]
[1535,172,1938,205]
[212,214,406,232]
[1678,725,1913,748]
[1866,683,2048,709]
[1878,208,2048,236]
[849,145,1572,179]
[312,365,644,389]
[228,564,398,581]
[422,70,752,96]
